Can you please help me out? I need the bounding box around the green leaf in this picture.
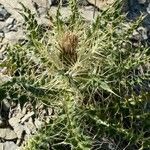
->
[99,81,120,97]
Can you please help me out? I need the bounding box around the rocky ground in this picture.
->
[0,0,150,150]
[0,100,54,150]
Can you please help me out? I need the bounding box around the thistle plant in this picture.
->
[0,0,150,150]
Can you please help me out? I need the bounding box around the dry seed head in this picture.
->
[59,32,78,53]
[58,31,78,65]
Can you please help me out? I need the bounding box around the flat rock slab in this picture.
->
[4,30,25,43]
[0,128,17,140]
[0,143,3,150]
[87,0,115,10]
[0,142,19,150]
[50,6,98,21]
[0,0,97,23]
[0,4,11,21]
[0,0,38,22]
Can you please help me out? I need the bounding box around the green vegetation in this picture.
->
[0,0,150,149]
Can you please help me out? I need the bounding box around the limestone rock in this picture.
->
[3,142,19,150]
[5,17,15,26]
[0,128,17,140]
[24,118,36,135]
[9,117,21,127]
[0,31,4,42]
[34,118,43,129]
[0,115,5,127]
[87,0,114,10]
[0,143,3,150]
[4,30,25,44]
[0,4,11,21]
[21,111,34,123]
[14,124,25,139]
[0,21,5,30]
[0,73,12,84]
[2,99,10,112]
[147,3,150,14]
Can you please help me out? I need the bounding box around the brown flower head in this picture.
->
[58,31,78,66]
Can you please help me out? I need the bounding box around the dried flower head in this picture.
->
[58,31,78,66]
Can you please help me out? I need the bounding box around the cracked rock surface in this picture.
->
[0,100,53,149]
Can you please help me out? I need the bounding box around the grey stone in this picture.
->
[0,115,5,127]
[0,53,3,60]
[5,17,16,30]
[0,120,4,127]
[50,6,98,21]
[21,111,34,123]
[50,0,68,6]
[37,17,52,27]
[127,0,149,20]
[4,30,25,44]
[45,117,50,123]
[0,43,8,52]
[0,31,4,38]
[87,0,114,10]
[13,124,24,139]
[81,6,98,21]
[0,44,8,62]
[7,24,13,31]
[0,143,3,150]
[32,0,49,17]
[2,99,10,112]
[24,124,31,135]
[3,142,19,150]
[0,74,12,85]
[0,27,9,33]
[0,4,11,21]
[137,26,148,40]
[24,118,36,135]
[0,128,17,140]
[5,17,15,25]
[23,134,32,144]
[0,67,7,74]
[48,108,53,115]
[21,106,27,115]
[147,3,150,14]
[9,117,20,127]
[40,109,47,118]
[8,104,22,119]
[78,0,89,6]
[132,26,149,42]
[0,0,35,22]
[9,116,24,145]
[9,24,18,32]
[34,118,43,129]
[17,113,24,120]
[138,0,146,4]
[0,21,5,30]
